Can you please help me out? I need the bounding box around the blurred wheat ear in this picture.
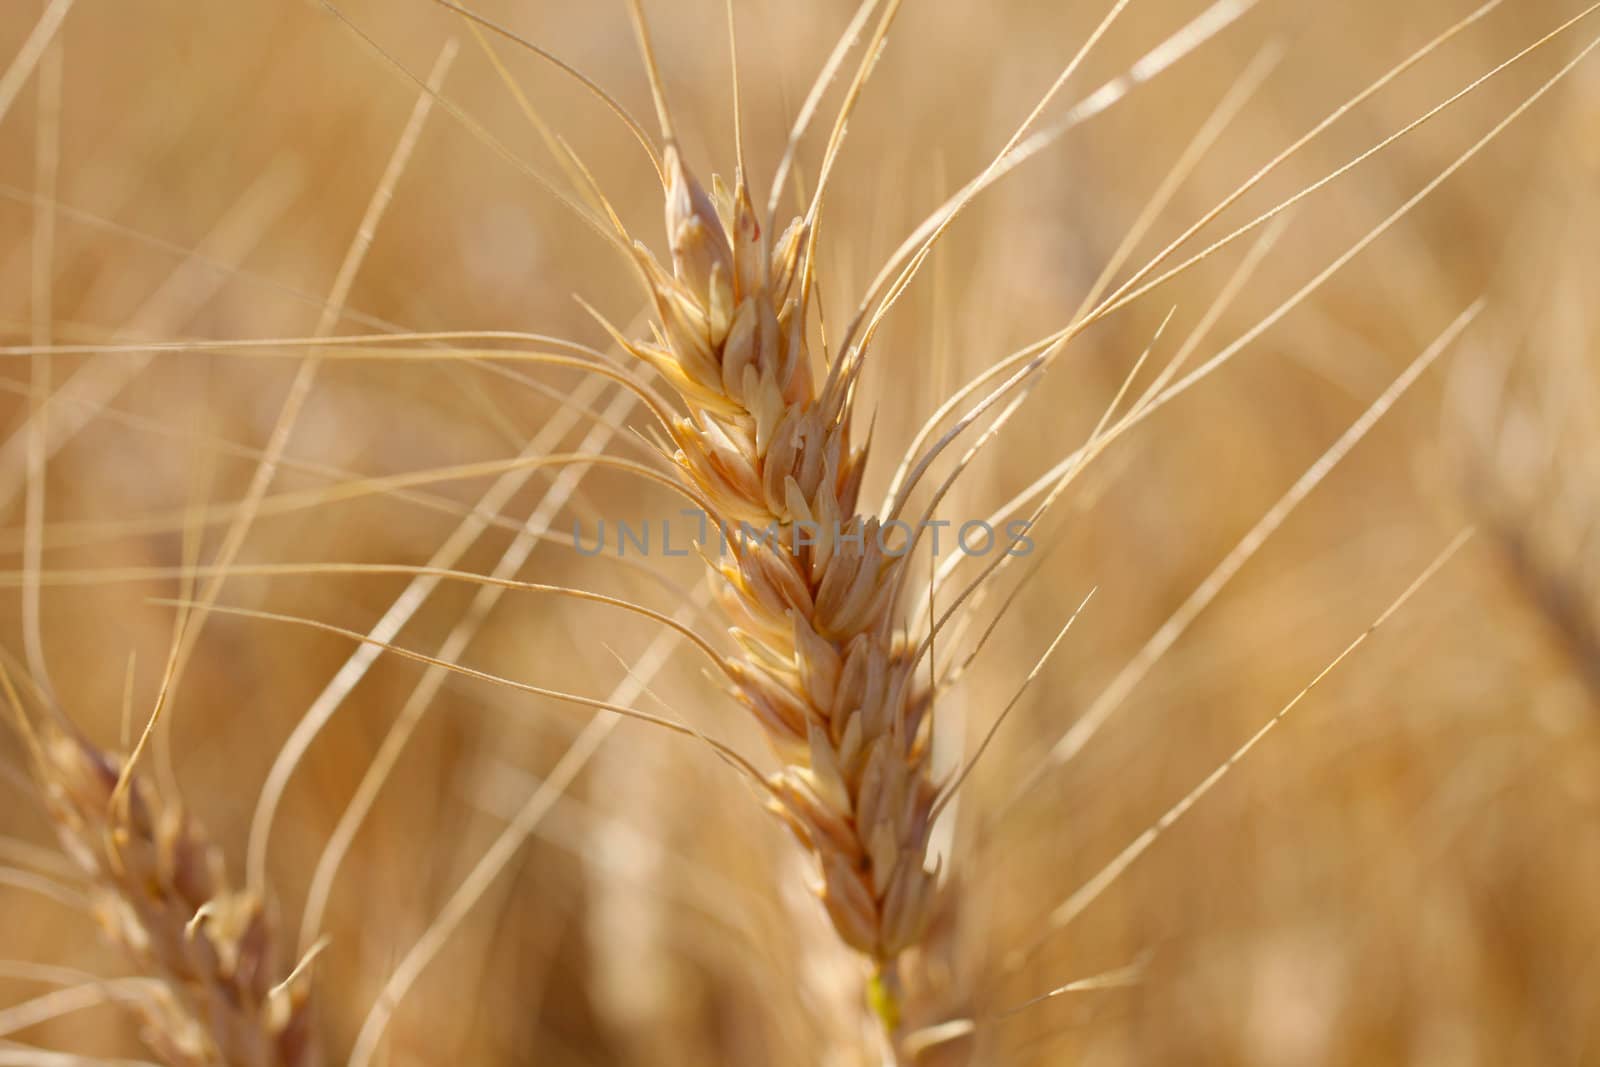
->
[3,662,320,1066]
[1445,150,1600,702]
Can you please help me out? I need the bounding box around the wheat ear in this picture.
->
[22,719,319,1067]
[603,121,944,1031]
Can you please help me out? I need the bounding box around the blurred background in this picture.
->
[2,0,1598,1064]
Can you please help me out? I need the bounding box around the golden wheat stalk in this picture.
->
[573,7,946,1038]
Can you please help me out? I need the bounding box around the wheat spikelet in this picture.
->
[24,722,318,1067]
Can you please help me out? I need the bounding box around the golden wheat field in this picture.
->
[1,0,1598,1064]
